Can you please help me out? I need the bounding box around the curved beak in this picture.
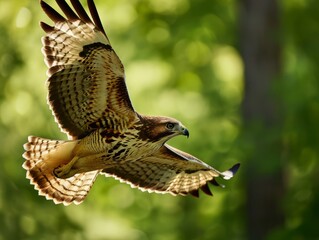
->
[182,128,189,138]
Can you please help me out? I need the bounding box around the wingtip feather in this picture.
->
[41,0,66,23]
[40,21,54,33]
[189,189,199,198]
[200,184,213,196]
[222,163,240,180]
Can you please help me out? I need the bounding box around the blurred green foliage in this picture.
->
[0,0,318,239]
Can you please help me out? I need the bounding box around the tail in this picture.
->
[22,136,99,205]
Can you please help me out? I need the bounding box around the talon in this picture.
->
[53,165,71,179]
[53,156,79,178]
[53,166,64,178]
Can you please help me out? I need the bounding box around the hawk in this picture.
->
[23,0,240,205]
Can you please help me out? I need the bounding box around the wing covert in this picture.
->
[102,144,240,197]
[40,0,137,139]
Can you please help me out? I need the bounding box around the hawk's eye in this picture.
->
[166,123,175,130]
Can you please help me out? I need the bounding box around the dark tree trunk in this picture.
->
[239,0,285,239]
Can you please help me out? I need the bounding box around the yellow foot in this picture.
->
[53,165,71,178]
[53,157,79,178]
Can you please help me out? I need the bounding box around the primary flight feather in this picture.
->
[23,0,240,205]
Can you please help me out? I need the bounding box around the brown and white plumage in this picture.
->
[103,145,239,197]
[22,0,240,205]
[23,136,99,204]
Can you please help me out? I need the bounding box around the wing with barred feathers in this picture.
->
[40,0,137,139]
[102,144,240,197]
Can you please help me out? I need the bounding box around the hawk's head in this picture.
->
[139,115,189,144]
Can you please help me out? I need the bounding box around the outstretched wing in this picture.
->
[102,144,240,197]
[40,0,137,139]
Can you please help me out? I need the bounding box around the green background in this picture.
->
[0,0,318,239]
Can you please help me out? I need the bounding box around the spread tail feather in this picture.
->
[23,136,99,205]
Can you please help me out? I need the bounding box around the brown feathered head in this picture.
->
[138,115,189,144]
